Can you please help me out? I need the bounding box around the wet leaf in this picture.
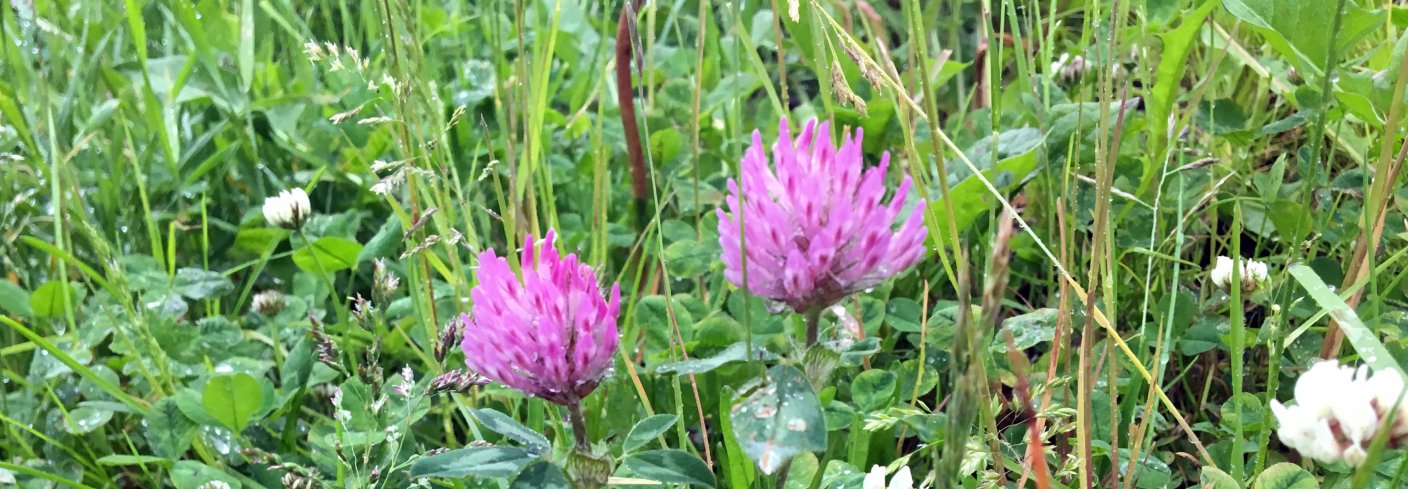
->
[202,373,263,431]
[292,236,362,274]
[624,414,678,452]
[622,449,716,487]
[730,365,827,475]
[655,342,776,375]
[1251,463,1317,489]
[470,408,550,453]
[173,268,234,299]
[408,446,533,479]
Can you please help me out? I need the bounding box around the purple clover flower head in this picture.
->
[460,229,621,406]
[717,118,927,314]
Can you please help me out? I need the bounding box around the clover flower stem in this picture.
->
[804,307,823,346]
[298,230,348,328]
[567,399,591,452]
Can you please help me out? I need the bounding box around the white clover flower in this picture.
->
[196,481,232,489]
[1271,360,1408,466]
[863,465,914,489]
[1050,53,1089,81]
[262,187,311,227]
[251,290,286,316]
[1209,256,1270,292]
[262,187,311,229]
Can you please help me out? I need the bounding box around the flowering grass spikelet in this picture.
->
[717,118,927,314]
[262,187,311,229]
[459,229,621,406]
[1270,360,1408,466]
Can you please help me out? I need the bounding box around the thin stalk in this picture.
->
[1229,205,1247,480]
[804,307,822,346]
[567,399,590,452]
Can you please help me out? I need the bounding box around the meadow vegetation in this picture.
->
[3,0,1408,487]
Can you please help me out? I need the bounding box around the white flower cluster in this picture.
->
[864,465,914,489]
[1050,53,1089,81]
[263,188,311,229]
[1271,360,1408,466]
[1209,256,1269,292]
[251,290,286,316]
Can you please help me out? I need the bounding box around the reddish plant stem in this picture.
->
[615,1,648,217]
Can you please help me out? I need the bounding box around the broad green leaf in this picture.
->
[731,365,827,475]
[933,128,1044,244]
[1289,264,1404,379]
[656,342,776,375]
[839,337,881,367]
[510,462,570,489]
[823,400,855,431]
[850,369,897,412]
[1150,0,1218,155]
[173,268,234,299]
[408,446,533,479]
[232,227,288,256]
[885,298,922,333]
[1223,0,1383,76]
[782,452,818,489]
[1264,200,1311,245]
[356,217,403,263]
[202,373,264,431]
[280,335,314,391]
[0,316,150,415]
[1180,319,1225,356]
[663,239,720,278]
[0,280,33,317]
[624,414,679,452]
[1251,463,1317,489]
[897,359,940,401]
[145,398,197,459]
[65,406,114,434]
[170,461,242,489]
[694,315,744,347]
[30,281,76,319]
[292,236,363,274]
[1220,392,1265,434]
[1200,466,1240,489]
[622,449,717,487]
[470,408,550,453]
[636,295,696,350]
[992,308,1058,352]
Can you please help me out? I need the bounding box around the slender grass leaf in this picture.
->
[1288,264,1404,378]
